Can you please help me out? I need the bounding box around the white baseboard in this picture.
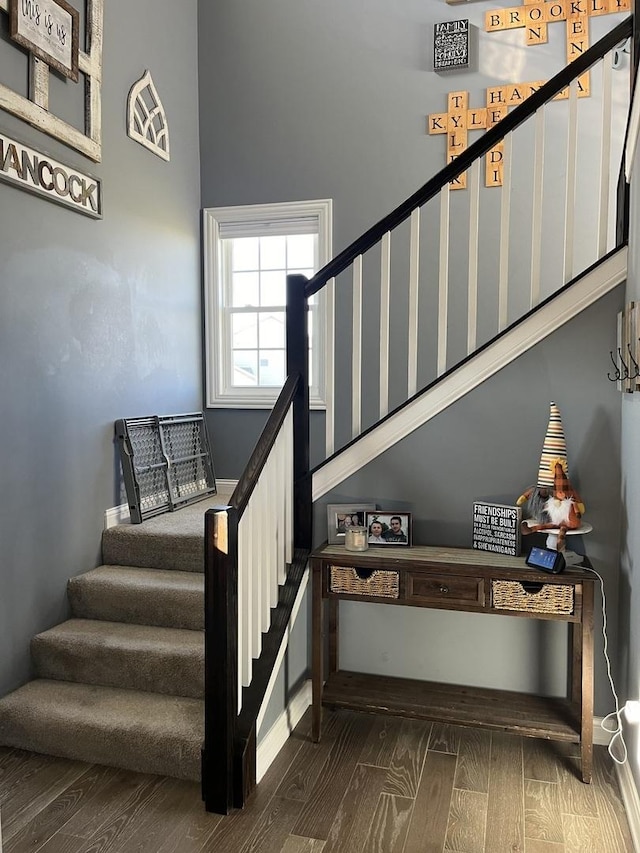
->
[256,679,312,783]
[104,503,130,529]
[616,760,640,852]
[103,479,239,529]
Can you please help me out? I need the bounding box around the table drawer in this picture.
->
[406,573,484,606]
[329,565,400,599]
[491,580,574,615]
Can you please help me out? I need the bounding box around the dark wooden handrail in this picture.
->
[229,372,300,517]
[304,16,632,298]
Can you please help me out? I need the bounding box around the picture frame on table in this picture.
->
[365,511,412,546]
[327,503,376,545]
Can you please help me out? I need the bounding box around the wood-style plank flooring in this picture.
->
[0,709,634,852]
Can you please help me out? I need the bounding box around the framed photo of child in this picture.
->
[365,512,412,546]
[327,503,376,545]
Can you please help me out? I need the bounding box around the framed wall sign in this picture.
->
[0,0,103,162]
[9,0,79,83]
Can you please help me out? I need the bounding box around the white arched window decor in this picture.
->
[127,70,170,162]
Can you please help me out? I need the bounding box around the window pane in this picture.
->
[259,312,285,348]
[232,351,258,386]
[232,313,257,348]
[232,272,259,306]
[260,271,286,306]
[258,350,285,386]
[232,238,259,271]
[260,236,286,270]
[287,234,315,268]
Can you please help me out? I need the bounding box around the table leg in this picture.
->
[580,580,594,783]
[329,597,339,674]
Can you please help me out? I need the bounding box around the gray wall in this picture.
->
[199,0,627,718]
[317,289,623,713]
[0,0,202,695]
[199,0,627,475]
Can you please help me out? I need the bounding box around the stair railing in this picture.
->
[202,14,634,816]
[202,281,311,813]
[304,17,632,475]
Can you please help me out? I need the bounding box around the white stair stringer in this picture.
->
[312,246,627,502]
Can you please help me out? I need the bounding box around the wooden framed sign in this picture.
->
[9,0,79,83]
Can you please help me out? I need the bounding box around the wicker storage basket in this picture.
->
[491,580,574,615]
[330,566,400,598]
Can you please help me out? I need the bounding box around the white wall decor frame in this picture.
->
[127,70,170,161]
[0,0,103,162]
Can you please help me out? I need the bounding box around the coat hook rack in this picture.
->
[611,302,640,392]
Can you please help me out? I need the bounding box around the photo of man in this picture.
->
[382,516,407,543]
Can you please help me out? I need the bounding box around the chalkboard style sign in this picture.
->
[434,19,470,71]
[473,502,522,556]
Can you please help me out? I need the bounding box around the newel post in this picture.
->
[202,505,239,814]
[286,274,312,552]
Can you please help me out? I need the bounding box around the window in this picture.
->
[203,200,332,409]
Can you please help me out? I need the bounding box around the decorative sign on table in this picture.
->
[434,20,471,71]
[472,502,522,556]
[9,0,79,83]
[0,129,102,218]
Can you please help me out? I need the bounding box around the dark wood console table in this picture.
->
[311,544,595,783]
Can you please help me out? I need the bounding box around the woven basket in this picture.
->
[330,566,399,598]
[491,580,574,615]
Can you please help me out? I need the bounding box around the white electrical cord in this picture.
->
[582,565,628,764]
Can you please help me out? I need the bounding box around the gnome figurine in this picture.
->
[517,402,586,551]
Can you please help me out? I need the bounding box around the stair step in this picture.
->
[0,679,202,780]
[101,494,233,573]
[32,619,203,699]
[68,565,204,630]
[101,526,205,573]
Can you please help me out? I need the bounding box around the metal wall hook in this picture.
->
[628,342,640,378]
[608,350,622,381]
[618,347,631,380]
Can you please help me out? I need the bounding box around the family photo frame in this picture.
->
[365,511,412,546]
[327,503,376,545]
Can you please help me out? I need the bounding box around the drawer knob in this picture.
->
[439,585,449,594]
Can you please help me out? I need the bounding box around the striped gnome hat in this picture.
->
[537,402,568,489]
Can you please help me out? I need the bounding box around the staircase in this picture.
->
[0,491,231,780]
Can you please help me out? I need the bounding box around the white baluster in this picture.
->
[352,256,363,438]
[438,185,450,377]
[467,159,480,355]
[530,106,545,309]
[564,80,578,284]
[499,133,512,331]
[408,208,420,396]
[598,53,613,257]
[379,232,391,418]
[325,277,335,458]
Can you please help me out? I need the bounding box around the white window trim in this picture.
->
[203,199,333,410]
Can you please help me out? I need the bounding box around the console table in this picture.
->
[311,544,595,783]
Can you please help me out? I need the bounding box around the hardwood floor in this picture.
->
[0,708,634,852]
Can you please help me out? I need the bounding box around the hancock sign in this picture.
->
[0,130,102,218]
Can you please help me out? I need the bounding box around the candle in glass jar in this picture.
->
[345,525,368,551]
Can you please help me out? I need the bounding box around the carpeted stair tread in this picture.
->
[32,619,203,698]
[101,493,234,573]
[68,565,204,629]
[0,679,202,780]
